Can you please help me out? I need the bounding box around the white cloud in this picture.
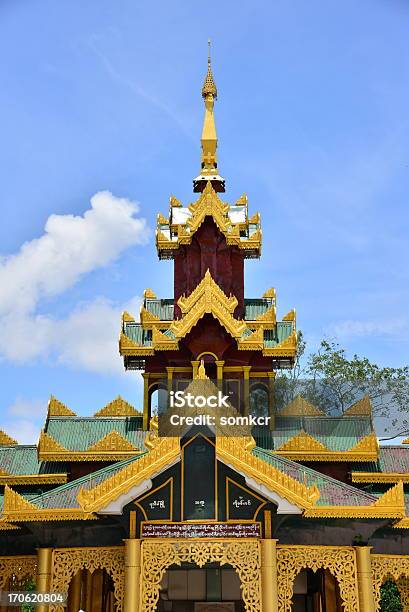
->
[326,318,409,340]
[2,397,46,445]
[0,191,149,374]
[7,396,45,418]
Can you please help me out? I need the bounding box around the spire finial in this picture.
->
[194,41,225,193]
[202,39,217,99]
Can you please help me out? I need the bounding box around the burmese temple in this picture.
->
[1,51,409,612]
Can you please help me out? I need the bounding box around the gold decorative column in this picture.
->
[36,548,53,612]
[243,366,251,416]
[68,570,82,612]
[191,360,200,379]
[124,539,141,612]
[261,539,278,612]
[142,373,150,430]
[355,546,375,612]
[215,360,224,388]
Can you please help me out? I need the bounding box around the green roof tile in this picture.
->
[145,298,174,320]
[256,416,373,452]
[0,446,66,476]
[29,454,146,510]
[253,447,377,507]
[45,418,145,452]
[244,299,272,320]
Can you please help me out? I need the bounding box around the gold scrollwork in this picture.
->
[371,554,409,610]
[0,556,37,589]
[140,540,261,612]
[49,547,124,611]
[276,545,359,612]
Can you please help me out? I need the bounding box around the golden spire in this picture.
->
[193,40,225,193]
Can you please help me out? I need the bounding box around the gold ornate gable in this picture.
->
[280,396,323,417]
[48,396,77,417]
[343,395,372,417]
[38,429,142,462]
[156,182,262,256]
[94,397,142,417]
[0,430,18,445]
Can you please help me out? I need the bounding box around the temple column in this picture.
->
[142,373,150,430]
[215,360,224,388]
[355,546,375,612]
[243,366,251,416]
[124,539,141,612]
[261,539,278,612]
[36,548,53,612]
[191,360,200,379]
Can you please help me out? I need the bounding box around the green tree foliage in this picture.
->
[275,334,409,439]
[380,580,403,612]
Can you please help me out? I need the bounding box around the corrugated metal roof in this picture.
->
[356,446,409,474]
[145,299,174,320]
[244,299,272,320]
[123,323,152,346]
[264,323,293,347]
[253,447,377,507]
[45,418,145,451]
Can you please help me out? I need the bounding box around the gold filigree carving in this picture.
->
[157,213,169,225]
[3,485,40,513]
[276,545,359,612]
[152,328,179,350]
[87,431,140,453]
[371,554,409,610]
[77,436,180,513]
[237,328,264,350]
[49,547,124,611]
[140,540,261,612]
[157,182,262,257]
[0,556,37,589]
[216,436,319,509]
[48,396,76,417]
[94,396,142,417]
[280,395,323,417]
[119,331,154,357]
[276,432,379,462]
[170,271,247,341]
[144,289,157,299]
[0,430,18,445]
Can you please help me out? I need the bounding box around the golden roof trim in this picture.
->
[122,311,135,323]
[48,396,77,417]
[237,328,264,351]
[0,430,18,446]
[144,288,157,299]
[282,309,296,322]
[119,331,154,357]
[402,438,409,444]
[0,473,67,485]
[1,487,97,523]
[152,328,179,351]
[352,472,409,484]
[216,436,319,510]
[262,330,297,357]
[94,396,142,417]
[77,437,180,513]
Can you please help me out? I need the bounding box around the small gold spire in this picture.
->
[194,40,225,193]
[202,40,217,99]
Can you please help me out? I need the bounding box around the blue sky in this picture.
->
[1,0,409,442]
